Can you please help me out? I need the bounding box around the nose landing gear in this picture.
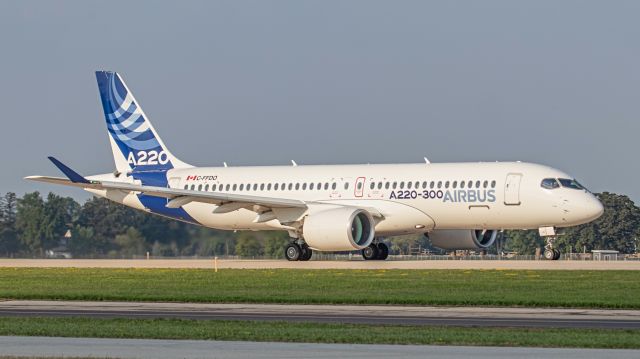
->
[540,227,561,260]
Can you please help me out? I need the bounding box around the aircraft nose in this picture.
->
[584,196,604,222]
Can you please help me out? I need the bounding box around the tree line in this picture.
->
[0,191,638,258]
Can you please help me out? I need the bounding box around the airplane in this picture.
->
[26,71,604,261]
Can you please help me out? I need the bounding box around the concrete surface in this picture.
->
[0,336,638,359]
[1,258,639,270]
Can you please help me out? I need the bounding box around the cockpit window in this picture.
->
[558,178,585,190]
[541,178,560,189]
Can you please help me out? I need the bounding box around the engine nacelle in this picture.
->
[303,208,375,251]
[428,229,497,250]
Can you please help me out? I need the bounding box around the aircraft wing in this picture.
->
[26,157,386,222]
[26,174,306,210]
[100,181,307,209]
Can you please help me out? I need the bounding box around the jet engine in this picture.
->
[302,208,375,251]
[428,229,498,250]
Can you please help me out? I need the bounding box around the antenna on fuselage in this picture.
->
[223,162,228,167]
[424,157,431,164]
[291,160,298,167]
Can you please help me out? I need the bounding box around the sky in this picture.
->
[0,0,638,201]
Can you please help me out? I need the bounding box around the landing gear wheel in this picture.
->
[362,244,379,260]
[285,243,301,261]
[376,243,389,260]
[299,246,313,261]
[544,249,555,260]
[543,234,560,261]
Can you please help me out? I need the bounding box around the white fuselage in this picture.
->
[87,161,604,237]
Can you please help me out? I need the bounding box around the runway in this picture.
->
[1,300,639,329]
[0,336,638,359]
[2,258,640,270]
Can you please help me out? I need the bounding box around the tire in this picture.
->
[285,243,301,261]
[300,246,313,261]
[362,244,379,260]
[376,242,389,260]
[544,249,555,260]
[553,249,561,260]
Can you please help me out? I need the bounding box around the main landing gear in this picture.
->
[362,240,389,261]
[285,242,312,261]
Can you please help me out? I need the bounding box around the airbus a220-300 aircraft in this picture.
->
[27,71,604,261]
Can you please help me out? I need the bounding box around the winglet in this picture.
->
[47,157,90,184]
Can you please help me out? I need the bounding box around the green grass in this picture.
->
[0,317,639,349]
[1,268,639,308]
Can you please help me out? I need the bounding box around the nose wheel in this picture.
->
[543,248,561,260]
[543,236,561,260]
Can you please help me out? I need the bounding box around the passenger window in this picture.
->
[460,181,465,189]
[344,182,349,190]
[385,182,390,189]
[430,181,435,189]
[452,181,457,189]
[399,182,405,189]
[302,183,307,190]
[541,178,560,189]
[296,183,300,190]
[212,184,217,191]
[274,183,279,191]
[445,181,450,189]
[288,183,293,190]
[491,180,496,188]
[331,183,336,190]
[239,184,244,191]
[205,184,209,191]
[198,184,202,191]
[184,185,188,190]
[468,180,473,188]
[475,181,481,188]
[324,183,329,190]
[378,182,383,190]
[310,183,314,190]
[415,181,420,188]
[422,181,427,189]
[393,182,397,189]
[407,182,412,189]
[483,180,488,188]
[370,182,375,190]
[267,183,272,191]
[437,181,442,189]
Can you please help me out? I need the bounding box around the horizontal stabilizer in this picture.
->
[24,176,100,189]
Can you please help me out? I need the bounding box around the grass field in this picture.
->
[0,317,639,349]
[1,268,639,308]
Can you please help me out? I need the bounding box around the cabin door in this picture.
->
[504,173,522,205]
